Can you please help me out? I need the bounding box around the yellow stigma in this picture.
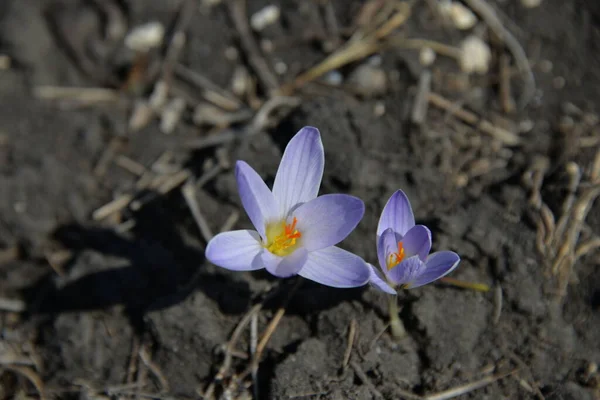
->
[265,217,302,257]
[387,241,405,270]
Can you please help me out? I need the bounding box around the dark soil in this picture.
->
[0,0,599,399]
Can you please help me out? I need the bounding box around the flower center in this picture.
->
[265,217,302,257]
[387,241,405,270]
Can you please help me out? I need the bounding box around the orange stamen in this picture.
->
[387,242,405,270]
[266,217,302,256]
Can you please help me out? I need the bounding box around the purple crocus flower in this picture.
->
[369,190,460,294]
[205,126,370,288]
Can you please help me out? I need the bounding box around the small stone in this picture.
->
[231,65,250,97]
[374,101,386,117]
[347,64,388,97]
[449,2,478,30]
[124,22,165,53]
[553,76,566,89]
[274,60,287,75]
[518,119,535,133]
[323,70,343,86]
[419,47,436,67]
[224,46,239,61]
[250,5,280,31]
[459,35,491,74]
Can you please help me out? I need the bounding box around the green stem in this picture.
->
[388,295,406,339]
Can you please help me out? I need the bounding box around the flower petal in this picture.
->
[377,228,401,272]
[386,255,425,287]
[205,230,263,271]
[272,127,325,216]
[402,225,432,261]
[262,248,308,278]
[293,194,365,251]
[368,263,397,294]
[235,160,279,239]
[409,251,460,288]
[298,246,370,288]
[377,190,415,237]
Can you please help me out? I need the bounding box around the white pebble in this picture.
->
[250,5,280,31]
[374,102,386,117]
[323,70,343,86]
[348,64,388,97]
[450,2,478,30]
[459,35,491,74]
[274,61,288,75]
[419,47,436,67]
[124,22,165,53]
[231,65,250,97]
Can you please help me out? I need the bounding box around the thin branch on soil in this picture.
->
[507,352,545,400]
[182,179,214,243]
[125,335,141,387]
[179,96,300,150]
[34,86,121,104]
[363,322,390,356]
[427,92,521,145]
[411,70,432,125]
[424,368,519,400]
[1,365,46,400]
[438,277,490,292]
[174,64,243,111]
[229,0,279,93]
[93,137,124,177]
[250,311,259,400]
[385,37,462,59]
[349,360,385,400]
[93,153,225,222]
[160,0,196,84]
[341,319,358,372]
[116,155,147,177]
[139,343,169,391]
[462,0,535,109]
[499,53,516,113]
[204,304,262,398]
[220,210,240,233]
[279,1,412,94]
[236,278,303,382]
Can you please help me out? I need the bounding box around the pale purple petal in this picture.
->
[377,190,415,237]
[386,255,425,287]
[293,194,364,251]
[272,127,324,216]
[235,161,279,239]
[262,248,308,278]
[409,251,460,288]
[298,246,370,288]
[402,225,432,261]
[368,263,397,294]
[205,230,263,271]
[377,228,401,273]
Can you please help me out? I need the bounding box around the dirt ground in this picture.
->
[1,0,599,399]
